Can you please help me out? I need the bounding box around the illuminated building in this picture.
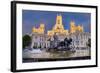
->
[31,14,90,49]
[47,14,69,36]
[70,21,84,33]
[32,23,45,34]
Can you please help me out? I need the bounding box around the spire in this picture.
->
[56,14,62,25]
[70,20,75,27]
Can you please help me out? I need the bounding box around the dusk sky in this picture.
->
[22,10,91,35]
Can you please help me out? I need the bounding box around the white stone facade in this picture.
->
[31,33,50,49]
[69,32,90,48]
[31,32,90,49]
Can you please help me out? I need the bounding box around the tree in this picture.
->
[23,35,31,49]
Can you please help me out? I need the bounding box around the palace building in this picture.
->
[32,23,45,34]
[70,21,84,33]
[47,14,69,36]
[31,14,90,49]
